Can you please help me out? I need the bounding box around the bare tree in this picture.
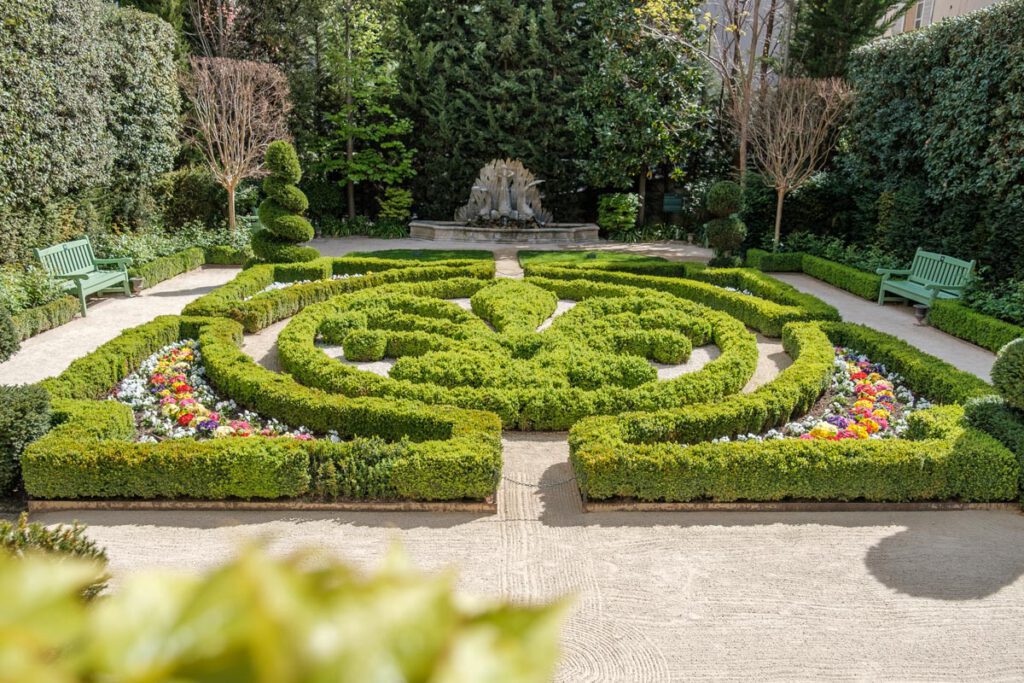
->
[188,0,241,58]
[644,0,789,181]
[180,57,292,232]
[748,77,852,248]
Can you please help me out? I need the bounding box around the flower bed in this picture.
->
[731,346,929,443]
[112,340,316,441]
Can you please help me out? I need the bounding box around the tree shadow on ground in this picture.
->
[536,463,1024,600]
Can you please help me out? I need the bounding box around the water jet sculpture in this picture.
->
[454,159,553,227]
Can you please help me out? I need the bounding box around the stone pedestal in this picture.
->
[409,221,599,244]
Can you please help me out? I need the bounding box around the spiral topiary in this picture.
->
[992,338,1024,411]
[253,140,319,263]
[706,180,743,218]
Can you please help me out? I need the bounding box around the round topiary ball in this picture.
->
[706,180,743,218]
[706,215,747,253]
[992,338,1024,411]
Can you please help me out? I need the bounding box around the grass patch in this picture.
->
[347,249,494,262]
[517,250,669,267]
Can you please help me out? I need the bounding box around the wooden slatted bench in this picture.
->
[876,248,974,307]
[35,238,132,316]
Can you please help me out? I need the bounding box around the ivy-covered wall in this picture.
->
[0,0,180,263]
[843,0,1024,279]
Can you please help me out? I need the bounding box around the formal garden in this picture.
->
[2,0,1024,678]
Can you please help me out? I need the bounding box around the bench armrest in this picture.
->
[94,257,133,268]
[875,267,912,277]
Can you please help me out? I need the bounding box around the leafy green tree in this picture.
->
[570,0,710,223]
[0,547,567,682]
[317,0,414,219]
[789,0,916,77]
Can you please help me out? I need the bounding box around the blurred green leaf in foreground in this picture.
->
[0,546,568,683]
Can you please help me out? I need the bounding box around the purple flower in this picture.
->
[826,415,852,428]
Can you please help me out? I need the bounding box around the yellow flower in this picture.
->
[849,424,869,439]
[809,421,839,439]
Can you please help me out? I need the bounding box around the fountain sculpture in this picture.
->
[408,157,597,243]
[454,159,553,227]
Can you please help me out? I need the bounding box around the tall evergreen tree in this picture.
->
[789,0,916,77]
[396,0,602,220]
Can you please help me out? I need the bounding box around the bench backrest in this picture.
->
[908,248,974,287]
[35,238,98,277]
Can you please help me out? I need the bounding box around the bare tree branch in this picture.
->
[748,76,852,246]
[180,56,292,230]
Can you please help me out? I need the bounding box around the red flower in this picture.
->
[178,413,195,426]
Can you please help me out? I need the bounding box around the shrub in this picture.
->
[11,297,80,342]
[845,0,1024,282]
[0,513,108,597]
[253,141,318,263]
[992,338,1024,411]
[801,255,882,300]
[24,313,502,501]
[962,276,1024,326]
[706,180,742,217]
[153,165,228,229]
[745,248,804,272]
[598,194,641,238]
[569,321,1018,503]
[0,385,50,494]
[0,308,19,362]
[928,300,1024,353]
[0,547,564,681]
[344,329,387,361]
[378,187,414,220]
[706,216,747,253]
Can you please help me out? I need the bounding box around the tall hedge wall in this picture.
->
[845,0,1024,280]
[0,0,179,262]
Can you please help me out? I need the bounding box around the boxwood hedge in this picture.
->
[24,314,502,501]
[568,321,1018,503]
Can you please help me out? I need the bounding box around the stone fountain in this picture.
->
[409,158,598,243]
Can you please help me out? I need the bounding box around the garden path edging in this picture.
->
[582,500,1022,513]
[27,499,496,513]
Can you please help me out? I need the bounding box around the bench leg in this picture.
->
[122,277,131,297]
[78,288,87,317]
[877,286,886,305]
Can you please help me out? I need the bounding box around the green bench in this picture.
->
[35,238,132,316]
[876,248,974,307]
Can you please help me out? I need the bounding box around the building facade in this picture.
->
[885,0,1004,35]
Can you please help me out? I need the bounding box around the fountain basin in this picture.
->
[409,220,599,243]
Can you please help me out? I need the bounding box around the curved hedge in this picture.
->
[569,321,1017,503]
[522,263,839,336]
[25,314,501,501]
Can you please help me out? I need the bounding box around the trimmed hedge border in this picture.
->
[129,247,205,288]
[24,314,501,501]
[522,263,839,336]
[929,300,1024,353]
[183,257,496,333]
[11,296,80,342]
[568,321,1018,503]
[746,249,883,301]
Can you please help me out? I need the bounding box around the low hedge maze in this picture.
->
[19,253,1021,506]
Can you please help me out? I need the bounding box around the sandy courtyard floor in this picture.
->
[31,433,1024,681]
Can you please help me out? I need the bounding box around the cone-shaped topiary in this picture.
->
[253,140,319,263]
[992,338,1024,411]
